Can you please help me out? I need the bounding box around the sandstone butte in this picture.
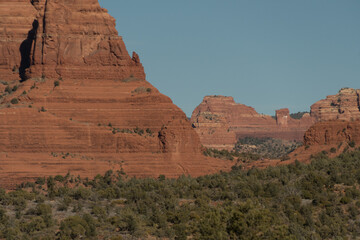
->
[190,95,315,150]
[288,88,360,162]
[0,0,232,188]
[237,89,360,170]
[242,119,360,170]
[191,88,360,151]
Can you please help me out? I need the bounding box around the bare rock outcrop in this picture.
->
[191,110,236,150]
[0,0,145,81]
[191,96,315,150]
[303,120,360,146]
[311,88,360,121]
[0,0,231,188]
[287,119,360,163]
[286,88,360,162]
[192,88,360,151]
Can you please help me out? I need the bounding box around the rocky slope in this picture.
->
[0,0,231,188]
[191,96,315,150]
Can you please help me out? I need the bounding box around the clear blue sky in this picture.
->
[99,0,360,117]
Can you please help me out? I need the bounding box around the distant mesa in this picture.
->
[191,88,360,151]
[0,0,231,188]
[190,95,315,150]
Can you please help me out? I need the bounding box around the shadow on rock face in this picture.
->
[19,19,38,82]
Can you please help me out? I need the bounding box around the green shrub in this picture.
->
[35,177,45,185]
[133,127,144,136]
[60,215,96,239]
[340,196,351,204]
[35,203,53,227]
[146,128,153,135]
[91,205,106,220]
[132,86,152,94]
[5,86,11,93]
[20,216,46,233]
[0,207,8,225]
[71,187,91,200]
[10,98,18,104]
[54,175,65,182]
[290,111,309,119]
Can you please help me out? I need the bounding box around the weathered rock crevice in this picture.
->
[41,0,48,67]
[19,20,39,80]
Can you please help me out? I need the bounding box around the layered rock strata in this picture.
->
[191,110,236,150]
[311,88,360,121]
[0,0,145,81]
[287,120,360,163]
[192,88,360,151]
[303,120,360,146]
[0,0,231,188]
[191,96,315,150]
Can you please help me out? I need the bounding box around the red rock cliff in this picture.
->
[0,0,231,188]
[0,0,145,81]
[287,119,360,163]
[303,120,360,146]
[190,96,315,150]
[311,88,360,122]
[192,88,360,151]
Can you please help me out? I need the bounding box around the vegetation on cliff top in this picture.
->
[290,111,309,119]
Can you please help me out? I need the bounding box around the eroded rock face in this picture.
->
[304,120,360,146]
[286,88,360,162]
[192,88,360,151]
[0,0,145,81]
[311,88,360,122]
[190,96,315,150]
[276,108,290,127]
[0,0,231,188]
[286,120,360,163]
[191,110,236,151]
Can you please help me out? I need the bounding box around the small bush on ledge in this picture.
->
[10,98,19,104]
[132,86,152,94]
